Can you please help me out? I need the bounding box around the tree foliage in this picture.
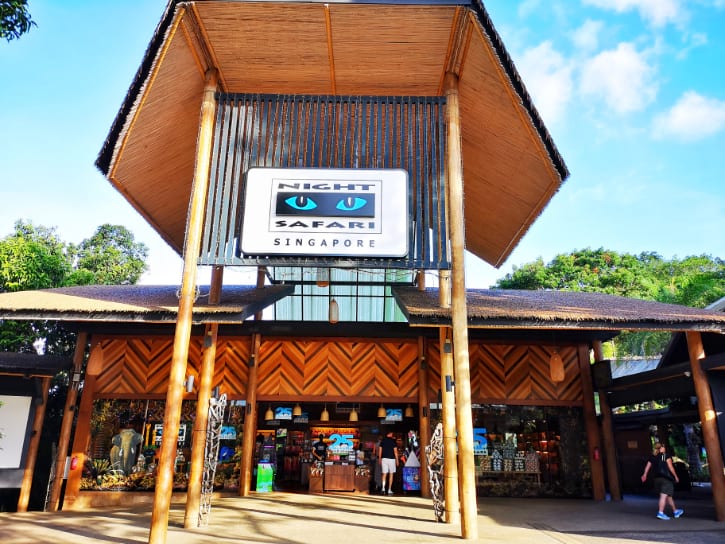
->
[0,220,149,353]
[495,248,725,357]
[0,0,35,42]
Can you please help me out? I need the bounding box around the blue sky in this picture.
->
[1,0,723,288]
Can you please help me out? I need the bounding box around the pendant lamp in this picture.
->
[316,267,330,287]
[264,405,274,421]
[320,404,330,422]
[377,404,387,418]
[549,350,565,383]
[404,404,414,418]
[329,298,339,324]
[349,405,359,422]
[293,403,302,417]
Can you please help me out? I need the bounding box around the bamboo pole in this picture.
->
[593,341,621,501]
[438,269,458,522]
[418,335,430,498]
[149,68,218,544]
[686,331,725,521]
[47,332,87,511]
[444,72,477,539]
[439,325,459,524]
[184,266,223,528]
[63,341,104,510]
[17,376,50,511]
[240,333,261,496]
[577,344,606,500]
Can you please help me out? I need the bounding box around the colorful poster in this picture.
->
[256,463,274,492]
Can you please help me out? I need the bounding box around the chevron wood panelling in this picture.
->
[256,338,419,398]
[93,337,252,396]
[426,340,583,404]
[91,336,582,404]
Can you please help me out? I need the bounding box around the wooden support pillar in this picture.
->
[184,266,223,528]
[418,335,430,498]
[63,341,103,510]
[149,68,218,544]
[45,332,87,511]
[444,71,477,539]
[240,333,261,496]
[593,340,621,501]
[686,331,725,521]
[17,376,50,511]
[578,344,606,500]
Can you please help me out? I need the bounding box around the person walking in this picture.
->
[378,431,399,495]
[641,442,684,520]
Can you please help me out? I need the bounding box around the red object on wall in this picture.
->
[593,447,600,461]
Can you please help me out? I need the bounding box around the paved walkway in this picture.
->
[2,490,724,544]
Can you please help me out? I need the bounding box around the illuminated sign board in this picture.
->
[241,168,409,257]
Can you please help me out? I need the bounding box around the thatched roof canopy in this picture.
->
[392,287,725,332]
[96,0,567,269]
[0,284,293,324]
[0,353,72,378]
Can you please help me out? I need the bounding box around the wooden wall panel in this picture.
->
[215,339,251,395]
[91,336,582,404]
[94,337,251,396]
[257,338,418,398]
[427,340,584,405]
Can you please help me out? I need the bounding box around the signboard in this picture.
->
[0,395,32,469]
[153,423,187,446]
[274,406,293,420]
[241,168,409,257]
[310,426,360,452]
[384,408,403,422]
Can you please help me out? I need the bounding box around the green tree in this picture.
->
[495,248,725,357]
[0,219,149,510]
[0,221,69,292]
[69,224,148,285]
[0,0,35,42]
[0,220,149,352]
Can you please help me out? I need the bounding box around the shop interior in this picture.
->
[83,399,422,495]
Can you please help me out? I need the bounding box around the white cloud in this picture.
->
[652,91,725,141]
[517,41,574,125]
[571,19,604,52]
[517,0,542,18]
[676,32,708,59]
[583,0,685,28]
[579,42,658,114]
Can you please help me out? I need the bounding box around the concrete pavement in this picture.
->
[2,490,724,543]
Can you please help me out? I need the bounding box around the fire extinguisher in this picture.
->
[593,447,600,461]
[70,456,79,470]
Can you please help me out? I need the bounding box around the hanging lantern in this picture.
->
[264,405,274,421]
[404,404,414,418]
[320,404,330,422]
[293,403,302,417]
[349,406,359,422]
[377,404,387,418]
[329,298,339,324]
[316,267,330,287]
[549,350,565,383]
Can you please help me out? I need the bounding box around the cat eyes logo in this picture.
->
[275,192,374,218]
[241,168,408,257]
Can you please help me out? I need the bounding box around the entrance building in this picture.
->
[1,2,725,544]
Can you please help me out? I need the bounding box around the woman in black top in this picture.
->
[641,442,683,520]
